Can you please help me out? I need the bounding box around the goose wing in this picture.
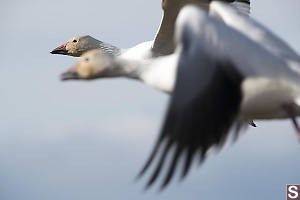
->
[151,0,251,56]
[139,3,300,189]
[209,1,300,62]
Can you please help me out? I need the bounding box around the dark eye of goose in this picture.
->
[85,57,89,62]
[73,39,77,43]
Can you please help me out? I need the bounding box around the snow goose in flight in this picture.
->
[60,2,300,189]
[51,0,254,126]
[50,0,250,59]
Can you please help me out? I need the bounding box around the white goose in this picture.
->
[50,0,250,59]
[60,2,300,188]
[52,0,255,126]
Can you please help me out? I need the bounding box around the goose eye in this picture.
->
[73,39,78,43]
[85,58,89,62]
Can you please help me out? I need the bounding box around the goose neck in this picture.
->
[112,58,148,80]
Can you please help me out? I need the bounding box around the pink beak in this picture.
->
[50,43,68,55]
[61,64,79,81]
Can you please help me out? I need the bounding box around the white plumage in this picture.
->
[60,2,300,188]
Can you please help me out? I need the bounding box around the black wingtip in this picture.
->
[181,153,193,180]
[197,149,208,167]
[159,182,169,192]
[138,137,175,190]
[136,165,148,181]
[144,144,171,189]
[136,138,165,181]
[160,147,183,189]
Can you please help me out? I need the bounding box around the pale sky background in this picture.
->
[0,0,300,200]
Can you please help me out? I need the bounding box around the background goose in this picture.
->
[51,0,250,59]
[61,2,300,189]
[50,35,122,57]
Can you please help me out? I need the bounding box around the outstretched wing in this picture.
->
[140,6,245,189]
[151,0,251,56]
[139,1,300,189]
[209,1,300,62]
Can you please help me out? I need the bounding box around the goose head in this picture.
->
[51,35,104,57]
[60,49,118,80]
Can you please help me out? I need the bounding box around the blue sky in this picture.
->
[0,0,300,199]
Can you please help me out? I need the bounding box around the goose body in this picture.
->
[61,2,300,188]
[241,78,300,119]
